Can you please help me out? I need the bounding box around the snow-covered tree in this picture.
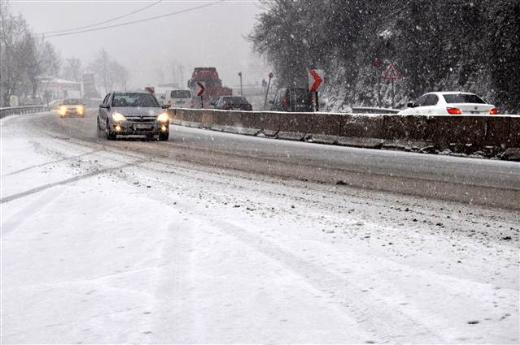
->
[250,0,520,112]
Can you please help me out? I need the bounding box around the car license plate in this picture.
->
[135,124,152,130]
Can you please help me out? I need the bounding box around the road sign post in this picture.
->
[264,72,273,110]
[308,69,324,112]
[383,63,402,108]
[196,81,206,108]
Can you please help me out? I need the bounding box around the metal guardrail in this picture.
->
[0,105,49,119]
[351,107,400,114]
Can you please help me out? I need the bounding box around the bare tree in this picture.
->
[89,49,129,93]
[0,2,60,105]
[62,57,82,81]
[111,60,129,91]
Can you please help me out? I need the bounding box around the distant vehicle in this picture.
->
[163,89,192,108]
[187,67,233,108]
[270,87,313,112]
[212,96,253,111]
[97,91,170,141]
[398,92,498,115]
[57,98,85,117]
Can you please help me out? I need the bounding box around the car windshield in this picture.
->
[443,94,486,104]
[112,93,159,107]
[171,90,191,98]
[63,99,82,105]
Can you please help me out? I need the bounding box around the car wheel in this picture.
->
[96,118,103,138]
[105,120,116,140]
[159,131,169,141]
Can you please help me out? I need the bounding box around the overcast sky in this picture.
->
[9,0,270,89]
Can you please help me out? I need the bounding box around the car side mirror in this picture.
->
[407,102,416,108]
[162,104,170,109]
[99,104,109,109]
[210,101,216,106]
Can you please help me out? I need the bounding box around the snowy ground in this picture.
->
[1,114,519,344]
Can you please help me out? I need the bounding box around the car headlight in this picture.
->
[58,105,66,115]
[157,112,169,123]
[76,105,84,114]
[112,112,127,122]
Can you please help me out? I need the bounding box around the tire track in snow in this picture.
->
[135,219,201,343]
[1,187,65,235]
[3,149,102,177]
[0,160,146,204]
[108,168,443,343]
[206,217,444,344]
[102,155,515,343]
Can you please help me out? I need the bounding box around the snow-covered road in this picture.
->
[1,113,519,344]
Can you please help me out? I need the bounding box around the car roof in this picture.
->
[426,91,477,96]
[113,91,150,95]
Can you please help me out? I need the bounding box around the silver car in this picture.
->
[97,91,170,140]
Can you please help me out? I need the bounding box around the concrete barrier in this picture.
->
[340,115,384,138]
[485,117,511,148]
[382,115,429,141]
[428,117,488,151]
[168,108,520,160]
[510,117,520,147]
[254,112,280,136]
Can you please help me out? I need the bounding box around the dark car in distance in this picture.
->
[270,87,313,112]
[212,96,253,111]
[97,91,170,141]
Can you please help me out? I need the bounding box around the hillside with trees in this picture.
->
[1,3,129,106]
[0,3,60,106]
[250,0,520,113]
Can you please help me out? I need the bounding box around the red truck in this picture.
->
[187,67,232,108]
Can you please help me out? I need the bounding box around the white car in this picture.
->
[163,89,192,108]
[398,92,498,116]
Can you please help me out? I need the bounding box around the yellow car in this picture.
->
[57,99,86,117]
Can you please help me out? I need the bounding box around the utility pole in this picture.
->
[391,79,395,109]
[263,72,273,110]
[238,72,243,96]
[0,27,3,106]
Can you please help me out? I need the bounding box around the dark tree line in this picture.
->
[250,0,520,112]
